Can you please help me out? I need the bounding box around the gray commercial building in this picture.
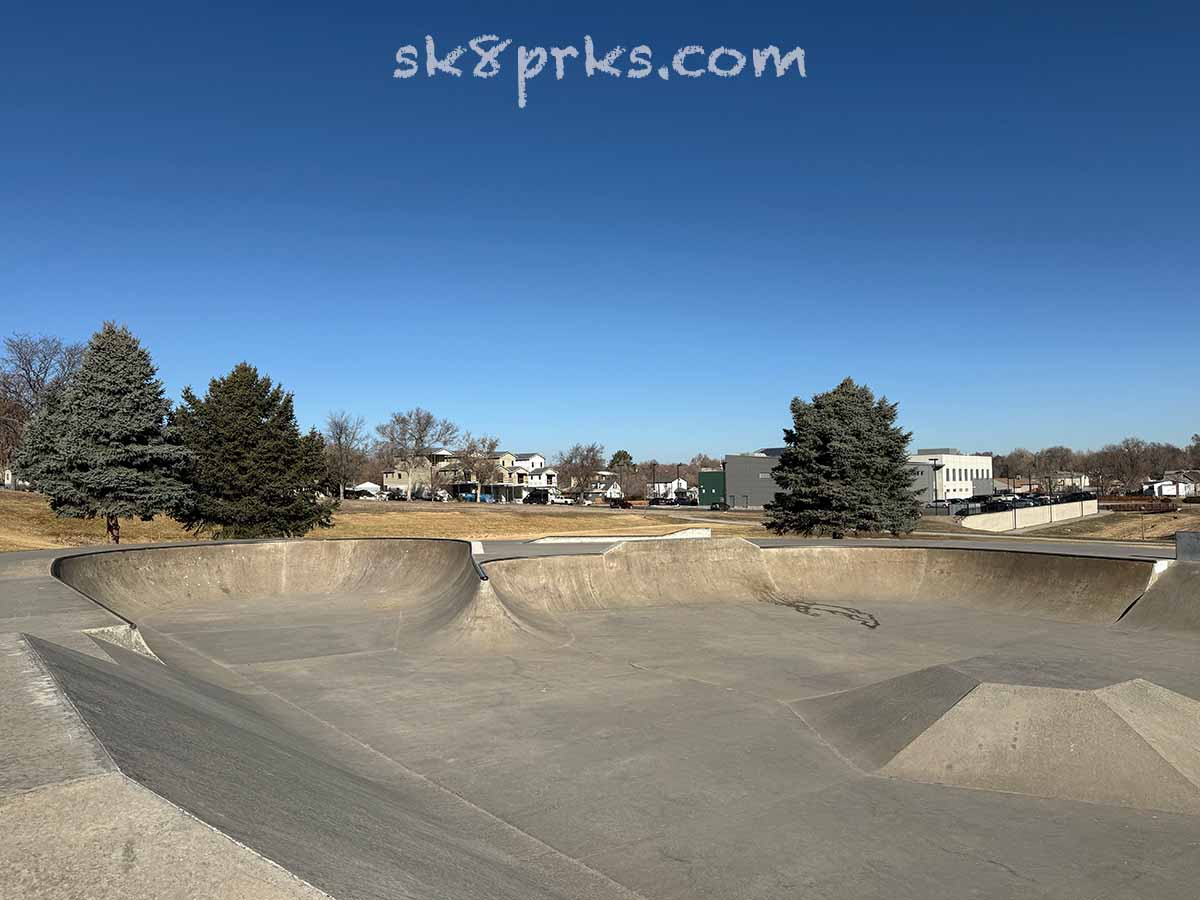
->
[908,460,936,503]
[724,448,785,509]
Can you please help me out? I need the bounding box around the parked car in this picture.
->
[710,502,730,511]
[648,497,674,506]
[676,498,699,507]
[610,498,633,509]
[549,494,574,506]
[523,489,550,505]
[385,489,407,501]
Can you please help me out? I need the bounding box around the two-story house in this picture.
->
[382,448,457,498]
[647,477,689,500]
[583,470,624,503]
[487,451,558,502]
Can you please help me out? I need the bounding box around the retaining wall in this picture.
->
[961,499,1098,533]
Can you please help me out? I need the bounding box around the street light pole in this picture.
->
[929,460,944,513]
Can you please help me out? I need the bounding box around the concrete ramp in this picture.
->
[790,665,980,771]
[20,635,640,900]
[792,660,1200,816]
[882,679,1200,816]
[1117,561,1200,632]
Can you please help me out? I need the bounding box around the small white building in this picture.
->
[583,470,624,502]
[1143,472,1198,498]
[647,477,689,499]
[1046,472,1091,492]
[908,448,994,501]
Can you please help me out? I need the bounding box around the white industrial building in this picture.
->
[908,448,994,501]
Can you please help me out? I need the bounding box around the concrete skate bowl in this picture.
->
[23,536,1200,900]
[484,538,1161,624]
[53,538,566,671]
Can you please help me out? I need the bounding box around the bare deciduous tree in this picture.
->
[0,333,84,467]
[323,410,369,500]
[1034,445,1075,494]
[374,407,459,498]
[554,442,606,496]
[1109,437,1151,492]
[994,448,1034,490]
[454,433,502,502]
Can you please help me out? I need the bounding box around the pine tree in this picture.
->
[765,378,921,537]
[14,323,192,543]
[174,363,334,539]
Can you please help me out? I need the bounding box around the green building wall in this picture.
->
[698,469,726,507]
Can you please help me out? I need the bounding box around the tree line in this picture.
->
[13,324,1186,545]
[1,326,725,539]
[986,439,1200,495]
[6,324,331,543]
[321,409,722,502]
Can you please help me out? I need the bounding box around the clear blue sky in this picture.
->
[4,2,1197,461]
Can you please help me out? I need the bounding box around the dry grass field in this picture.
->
[0,492,766,553]
[0,491,194,552]
[16,491,1170,554]
[1031,506,1200,542]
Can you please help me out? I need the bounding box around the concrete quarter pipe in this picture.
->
[4,536,1200,899]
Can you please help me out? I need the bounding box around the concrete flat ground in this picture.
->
[4,537,1200,899]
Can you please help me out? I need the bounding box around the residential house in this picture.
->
[382,447,561,502]
[382,448,458,498]
[1046,472,1091,492]
[992,476,1034,494]
[583,470,623,503]
[1143,471,1200,498]
[480,451,558,502]
[647,476,689,500]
